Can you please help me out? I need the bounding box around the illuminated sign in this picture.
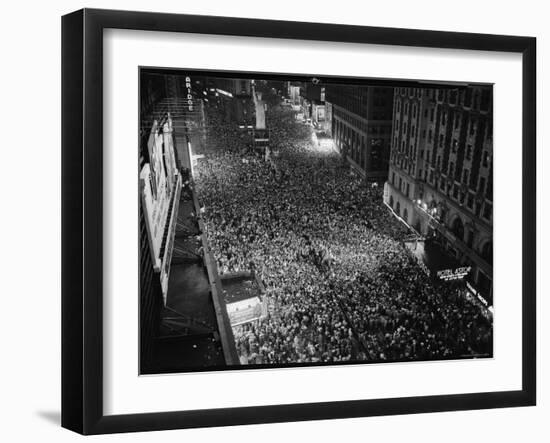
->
[383,182,390,203]
[317,106,325,121]
[215,88,233,98]
[226,296,266,327]
[159,176,181,301]
[140,121,171,270]
[140,117,180,303]
[437,266,472,281]
[466,281,490,307]
[185,76,193,111]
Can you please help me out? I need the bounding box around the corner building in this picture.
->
[384,86,493,304]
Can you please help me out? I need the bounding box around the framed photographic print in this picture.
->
[61,8,536,435]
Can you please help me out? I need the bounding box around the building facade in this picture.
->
[384,86,493,304]
[325,86,394,179]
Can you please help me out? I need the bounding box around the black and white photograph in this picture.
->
[1,0,545,438]
[139,69,494,374]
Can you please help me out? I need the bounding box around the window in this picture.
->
[483,203,492,221]
[475,202,481,217]
[480,89,491,112]
[450,90,458,104]
[479,177,486,194]
[482,151,490,168]
[449,162,455,176]
[452,139,458,153]
[464,88,473,107]
[480,241,493,265]
[392,172,396,185]
[406,183,410,198]
[473,91,480,109]
[466,144,473,160]
[467,229,474,248]
[430,108,434,122]
[469,118,476,136]
[463,169,469,183]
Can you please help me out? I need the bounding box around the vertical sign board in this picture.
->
[383,181,390,205]
[317,106,325,122]
[140,164,162,270]
[162,116,177,192]
[159,174,181,302]
[140,121,170,271]
[185,76,193,111]
[140,118,181,302]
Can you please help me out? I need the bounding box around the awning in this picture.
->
[406,239,472,281]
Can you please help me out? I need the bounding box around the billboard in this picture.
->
[140,116,180,301]
[140,163,169,271]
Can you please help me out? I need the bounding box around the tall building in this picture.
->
[325,86,394,179]
[384,86,493,305]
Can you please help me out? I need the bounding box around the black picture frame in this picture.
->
[61,8,536,435]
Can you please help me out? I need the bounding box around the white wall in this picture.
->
[0,0,546,441]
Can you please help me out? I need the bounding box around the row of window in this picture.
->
[390,163,492,225]
[396,87,492,112]
[396,103,486,138]
[391,141,491,196]
[335,112,391,135]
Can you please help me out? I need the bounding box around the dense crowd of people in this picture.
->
[194,94,493,366]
